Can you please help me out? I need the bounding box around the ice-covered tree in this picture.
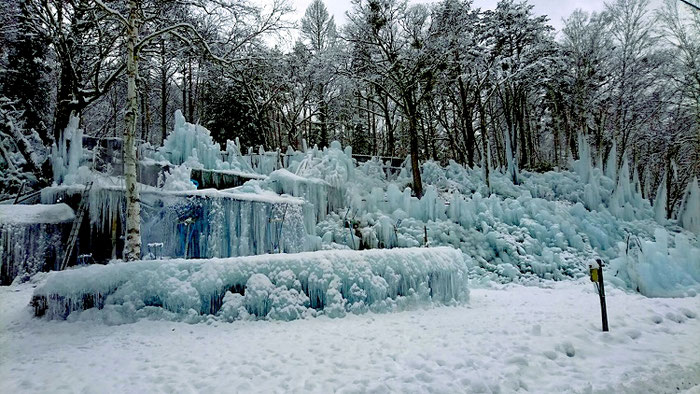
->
[484,0,557,182]
[300,0,339,148]
[346,0,446,197]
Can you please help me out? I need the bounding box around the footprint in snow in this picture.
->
[650,314,664,324]
[679,308,697,319]
[625,329,641,340]
[665,312,687,324]
[555,342,576,357]
[543,350,558,360]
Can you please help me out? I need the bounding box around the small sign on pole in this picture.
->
[589,258,609,332]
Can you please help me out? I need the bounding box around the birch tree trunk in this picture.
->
[124,0,141,261]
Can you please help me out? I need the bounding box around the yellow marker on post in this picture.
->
[588,259,609,332]
[590,266,599,283]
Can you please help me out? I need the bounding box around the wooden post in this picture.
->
[111,214,118,260]
[596,258,609,332]
[13,181,25,204]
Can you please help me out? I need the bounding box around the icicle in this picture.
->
[51,114,84,185]
[678,177,700,236]
[0,204,74,284]
[653,172,667,225]
[573,134,592,183]
[618,154,633,202]
[504,129,519,184]
[605,140,617,182]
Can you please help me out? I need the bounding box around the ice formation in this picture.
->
[28,107,699,306]
[303,139,694,293]
[41,184,311,260]
[653,173,667,224]
[50,114,91,185]
[268,169,335,222]
[678,177,700,236]
[0,204,75,284]
[157,110,223,169]
[31,247,468,321]
[609,229,700,297]
[161,164,197,191]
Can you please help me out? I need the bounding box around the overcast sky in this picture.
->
[285,0,666,32]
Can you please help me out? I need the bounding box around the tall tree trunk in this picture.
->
[188,57,194,121]
[478,92,491,194]
[160,40,168,142]
[451,109,465,164]
[54,60,82,142]
[181,62,187,118]
[406,94,423,198]
[458,76,476,168]
[140,80,147,142]
[382,95,395,157]
[319,94,328,148]
[517,94,528,168]
[124,0,141,261]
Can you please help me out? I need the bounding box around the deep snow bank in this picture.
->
[31,247,468,322]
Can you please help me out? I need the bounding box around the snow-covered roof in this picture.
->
[0,204,75,225]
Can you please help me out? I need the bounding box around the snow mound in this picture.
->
[31,247,468,322]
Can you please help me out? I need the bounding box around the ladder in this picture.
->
[60,182,93,271]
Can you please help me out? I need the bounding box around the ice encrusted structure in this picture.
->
[41,184,311,259]
[35,109,699,300]
[268,169,338,223]
[266,141,351,221]
[31,247,468,322]
[653,173,667,224]
[0,204,74,284]
[161,164,197,191]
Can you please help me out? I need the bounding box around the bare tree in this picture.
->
[91,0,291,260]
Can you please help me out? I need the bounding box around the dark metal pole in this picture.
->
[680,0,700,12]
[13,181,25,204]
[596,258,609,332]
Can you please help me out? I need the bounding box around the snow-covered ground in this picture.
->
[1,280,698,393]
